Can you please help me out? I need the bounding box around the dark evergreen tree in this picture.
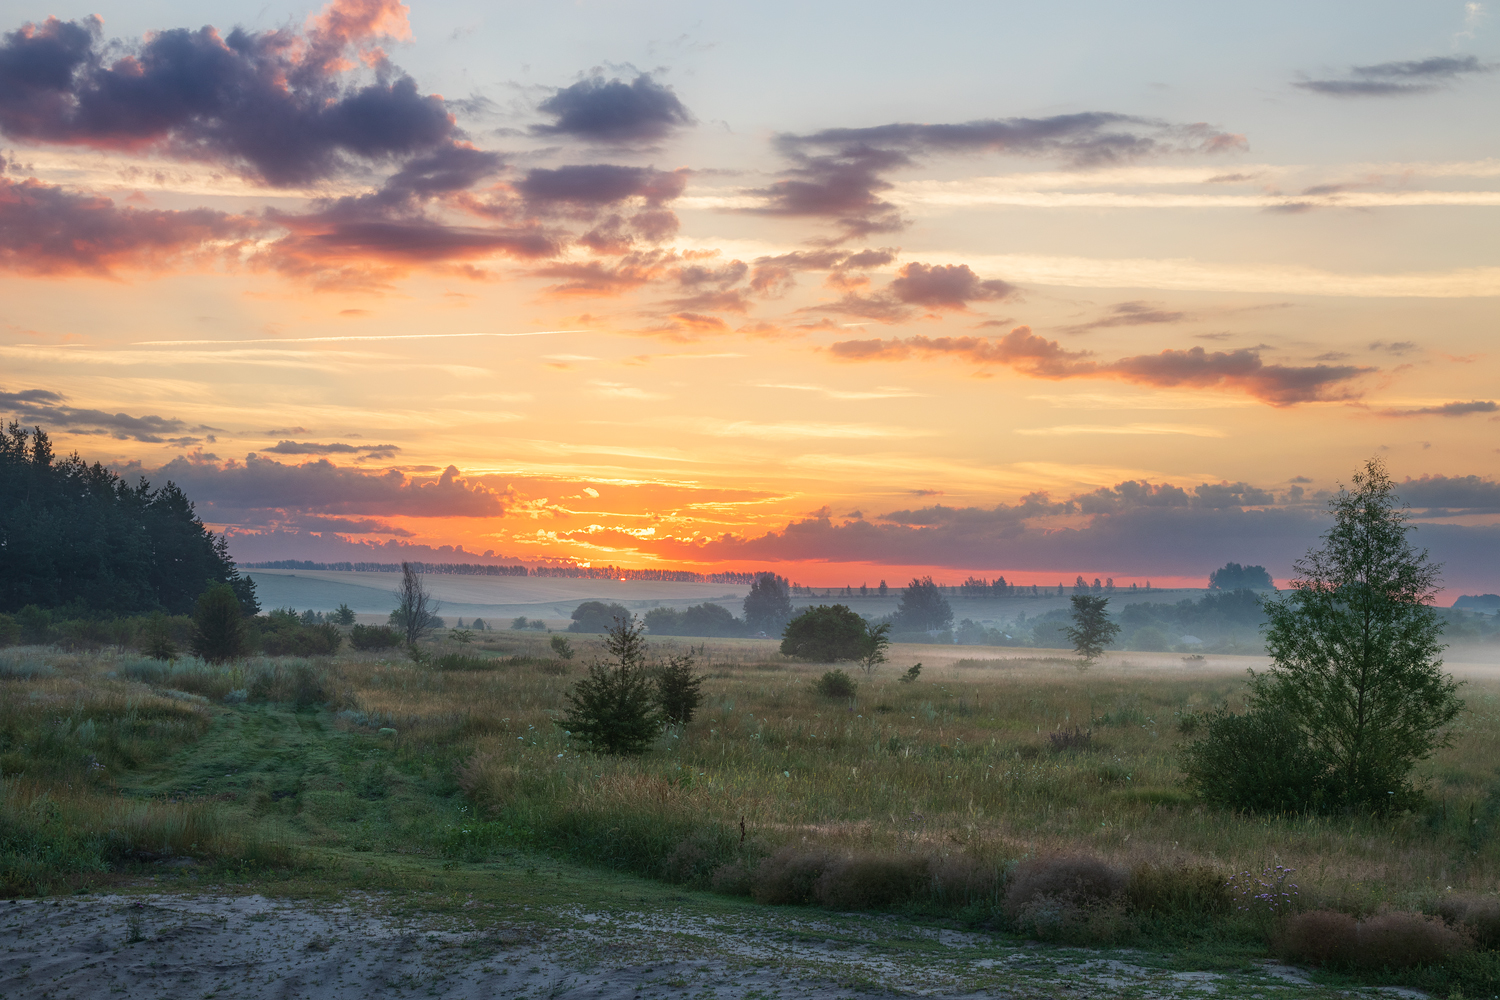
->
[743,572,793,634]
[891,577,953,632]
[558,616,661,754]
[190,582,249,664]
[0,422,255,615]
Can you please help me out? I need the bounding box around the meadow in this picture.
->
[5,631,1500,993]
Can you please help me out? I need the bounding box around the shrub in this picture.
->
[259,618,342,656]
[1003,855,1127,919]
[349,624,400,650]
[0,614,18,647]
[814,669,857,699]
[141,612,178,661]
[247,660,327,707]
[899,662,922,684]
[1180,709,1331,812]
[550,635,574,660]
[1281,909,1467,969]
[816,854,929,910]
[190,583,249,664]
[557,617,661,754]
[656,654,704,724]
[752,846,835,904]
[710,859,756,896]
[1438,895,1500,948]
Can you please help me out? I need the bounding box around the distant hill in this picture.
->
[1453,594,1500,611]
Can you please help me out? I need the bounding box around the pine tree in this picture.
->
[558,615,661,754]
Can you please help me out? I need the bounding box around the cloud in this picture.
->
[533,72,693,144]
[1296,55,1493,96]
[516,164,688,208]
[828,326,1372,405]
[0,175,256,275]
[277,515,414,536]
[155,454,509,519]
[530,249,677,297]
[0,384,216,443]
[748,248,897,296]
[752,113,1245,237]
[648,476,1500,591]
[807,261,1016,322]
[1398,474,1500,512]
[263,439,401,459]
[0,2,461,186]
[226,529,515,564]
[1377,400,1497,418]
[1062,300,1189,333]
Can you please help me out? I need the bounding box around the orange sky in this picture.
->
[2,0,1498,591]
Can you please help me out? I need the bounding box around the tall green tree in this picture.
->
[1065,594,1120,665]
[743,572,793,634]
[558,615,662,754]
[1253,457,1462,808]
[892,576,953,632]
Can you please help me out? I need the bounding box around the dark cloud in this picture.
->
[226,529,516,565]
[156,454,509,519]
[263,440,400,459]
[1398,474,1500,513]
[1369,340,1418,355]
[0,2,461,186]
[1063,300,1189,334]
[1378,400,1497,418]
[753,114,1245,237]
[0,175,256,275]
[648,477,1500,592]
[530,249,676,297]
[828,326,1372,405]
[0,385,216,443]
[533,73,693,144]
[888,263,1014,309]
[1296,55,1492,96]
[515,164,688,208]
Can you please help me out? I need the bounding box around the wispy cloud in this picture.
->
[1295,55,1494,97]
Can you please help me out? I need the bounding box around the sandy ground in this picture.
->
[0,892,1421,999]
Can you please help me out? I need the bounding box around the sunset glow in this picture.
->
[2,0,1498,592]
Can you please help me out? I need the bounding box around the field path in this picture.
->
[0,892,1413,999]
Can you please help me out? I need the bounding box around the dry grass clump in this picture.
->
[746,846,933,909]
[1280,908,1468,969]
[1438,895,1500,949]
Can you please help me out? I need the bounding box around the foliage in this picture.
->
[1210,562,1275,590]
[1065,594,1120,665]
[742,573,793,635]
[189,583,249,664]
[256,609,343,656]
[567,601,632,634]
[331,604,356,626]
[348,623,400,650]
[0,422,257,616]
[1254,458,1463,809]
[510,616,547,630]
[1181,708,1332,812]
[856,621,892,675]
[780,604,870,661]
[390,562,442,645]
[550,635,574,660]
[814,668,857,698]
[643,603,745,637]
[891,576,953,632]
[899,662,921,683]
[450,628,474,645]
[142,611,178,661]
[655,653,703,724]
[557,616,661,754]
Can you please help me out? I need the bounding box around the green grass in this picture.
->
[3,636,1500,995]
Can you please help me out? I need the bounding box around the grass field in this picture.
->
[5,632,1500,994]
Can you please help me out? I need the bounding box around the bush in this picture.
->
[814,669,857,699]
[557,617,661,754]
[0,614,18,647]
[1438,895,1500,949]
[816,854,929,910]
[349,624,400,650]
[655,654,703,724]
[247,660,327,707]
[190,583,249,664]
[567,601,632,634]
[1280,909,1467,969]
[434,653,492,671]
[258,616,342,656]
[780,605,870,661]
[1003,855,1132,944]
[1180,708,1331,812]
[752,846,836,904]
[549,635,574,660]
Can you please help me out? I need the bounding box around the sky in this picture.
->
[1,0,1498,593]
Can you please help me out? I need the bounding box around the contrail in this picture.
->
[132,330,584,346]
